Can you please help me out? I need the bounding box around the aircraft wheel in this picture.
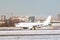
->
[31,27,37,30]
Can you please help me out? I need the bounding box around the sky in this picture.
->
[0,0,60,17]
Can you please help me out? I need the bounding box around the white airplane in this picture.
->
[15,16,51,29]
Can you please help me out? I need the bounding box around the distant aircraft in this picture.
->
[15,16,51,29]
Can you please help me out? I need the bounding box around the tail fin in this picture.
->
[43,16,51,24]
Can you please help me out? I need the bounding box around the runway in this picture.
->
[0,30,60,36]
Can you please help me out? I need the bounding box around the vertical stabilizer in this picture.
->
[43,16,51,24]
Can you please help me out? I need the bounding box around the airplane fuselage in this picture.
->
[15,23,44,27]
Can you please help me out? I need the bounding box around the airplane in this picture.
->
[15,16,51,29]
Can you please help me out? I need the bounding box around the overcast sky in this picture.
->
[0,0,60,17]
